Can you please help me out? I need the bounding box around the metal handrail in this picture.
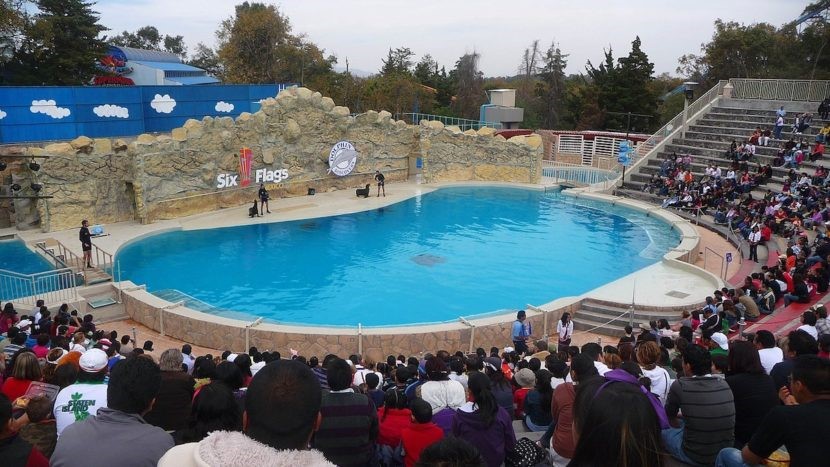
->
[625,80,728,177]
[0,267,79,305]
[703,247,727,280]
[729,79,830,102]
[394,113,502,131]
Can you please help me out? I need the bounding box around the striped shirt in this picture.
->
[313,391,378,467]
[665,376,735,466]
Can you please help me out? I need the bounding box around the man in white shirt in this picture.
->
[581,342,610,375]
[754,330,783,375]
[181,344,195,374]
[748,226,762,262]
[54,349,109,437]
[797,311,819,340]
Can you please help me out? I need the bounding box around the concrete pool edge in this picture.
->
[82,182,724,356]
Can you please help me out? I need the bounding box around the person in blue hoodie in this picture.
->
[451,371,516,467]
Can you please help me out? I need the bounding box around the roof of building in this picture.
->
[166,76,221,85]
[112,46,182,63]
[131,61,207,72]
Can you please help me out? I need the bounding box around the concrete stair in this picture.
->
[571,299,698,337]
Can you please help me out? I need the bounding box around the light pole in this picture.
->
[680,81,698,139]
[607,111,652,189]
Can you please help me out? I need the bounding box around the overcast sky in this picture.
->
[96,0,812,77]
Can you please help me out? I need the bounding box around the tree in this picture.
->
[413,54,453,111]
[380,47,414,76]
[675,14,830,83]
[516,40,542,127]
[188,42,222,77]
[536,42,569,129]
[110,26,188,59]
[0,1,26,64]
[612,36,657,131]
[217,2,293,83]
[453,52,485,120]
[8,0,108,85]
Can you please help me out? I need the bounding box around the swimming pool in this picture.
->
[0,239,55,275]
[115,187,680,326]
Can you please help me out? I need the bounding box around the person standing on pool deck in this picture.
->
[375,170,386,197]
[80,219,92,268]
[512,310,531,355]
[258,183,271,215]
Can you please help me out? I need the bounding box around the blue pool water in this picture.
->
[0,239,54,274]
[116,187,680,326]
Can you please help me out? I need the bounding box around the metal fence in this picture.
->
[729,79,830,102]
[541,160,619,189]
[0,268,78,306]
[394,113,502,131]
[555,134,629,168]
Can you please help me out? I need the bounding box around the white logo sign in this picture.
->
[328,141,357,177]
[216,167,289,188]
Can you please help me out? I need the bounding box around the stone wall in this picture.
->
[120,284,559,361]
[10,87,542,232]
[419,124,542,184]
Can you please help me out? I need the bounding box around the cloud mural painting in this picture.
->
[0,109,6,120]
[93,104,129,119]
[150,94,176,114]
[30,99,71,119]
[215,101,234,113]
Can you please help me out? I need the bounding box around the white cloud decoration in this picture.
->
[93,104,129,119]
[215,101,234,113]
[30,99,71,119]
[0,108,6,120]
[150,94,176,114]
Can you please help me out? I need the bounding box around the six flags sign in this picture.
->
[216,142,359,189]
[216,148,288,189]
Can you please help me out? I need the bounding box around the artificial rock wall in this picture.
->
[11,87,542,232]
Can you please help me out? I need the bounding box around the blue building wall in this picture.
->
[0,84,294,144]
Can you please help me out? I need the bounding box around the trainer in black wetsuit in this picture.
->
[258,183,271,215]
[374,170,385,197]
[79,219,92,268]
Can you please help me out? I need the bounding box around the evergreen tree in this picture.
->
[380,47,414,76]
[536,42,569,129]
[9,0,107,85]
[613,36,657,131]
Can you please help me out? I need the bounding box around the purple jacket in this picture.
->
[451,405,516,467]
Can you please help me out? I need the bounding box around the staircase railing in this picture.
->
[0,268,79,306]
[625,80,728,178]
[729,79,830,102]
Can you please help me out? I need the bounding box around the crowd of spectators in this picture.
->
[0,301,829,467]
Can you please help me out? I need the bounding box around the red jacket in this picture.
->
[376,408,412,447]
[401,422,444,467]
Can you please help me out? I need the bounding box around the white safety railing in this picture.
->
[394,113,502,131]
[542,160,618,189]
[0,268,79,306]
[629,80,728,174]
[555,134,635,170]
[729,79,830,102]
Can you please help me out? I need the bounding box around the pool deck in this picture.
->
[8,180,723,311]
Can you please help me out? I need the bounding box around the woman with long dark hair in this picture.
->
[523,369,553,432]
[172,382,242,445]
[568,374,665,467]
[451,372,515,467]
[376,388,411,464]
